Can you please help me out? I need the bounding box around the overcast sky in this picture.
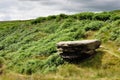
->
[0,0,120,21]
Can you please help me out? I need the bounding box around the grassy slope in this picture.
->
[0,10,120,80]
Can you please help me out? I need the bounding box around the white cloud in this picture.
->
[0,0,120,21]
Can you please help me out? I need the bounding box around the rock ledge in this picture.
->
[57,40,101,62]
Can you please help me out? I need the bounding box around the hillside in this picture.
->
[0,10,120,80]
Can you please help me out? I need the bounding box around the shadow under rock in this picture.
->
[63,50,105,69]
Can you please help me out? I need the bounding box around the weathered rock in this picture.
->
[57,40,101,62]
[57,40,101,49]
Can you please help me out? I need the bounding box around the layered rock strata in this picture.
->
[57,40,101,62]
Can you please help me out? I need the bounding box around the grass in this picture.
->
[1,50,120,80]
[0,10,120,80]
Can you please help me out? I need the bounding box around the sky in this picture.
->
[0,0,120,21]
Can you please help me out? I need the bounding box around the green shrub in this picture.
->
[15,54,63,74]
[110,28,120,41]
[42,54,64,73]
[58,20,72,30]
[109,20,120,41]
[47,15,57,20]
[85,21,104,31]
[18,60,44,74]
[77,12,94,20]
[112,20,120,26]
[69,15,78,19]
[95,24,112,41]
[31,17,46,24]
[56,14,68,21]
[0,45,4,50]
[110,15,120,21]
[93,12,111,21]
[74,28,85,39]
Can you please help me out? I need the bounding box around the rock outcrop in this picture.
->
[57,40,101,62]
